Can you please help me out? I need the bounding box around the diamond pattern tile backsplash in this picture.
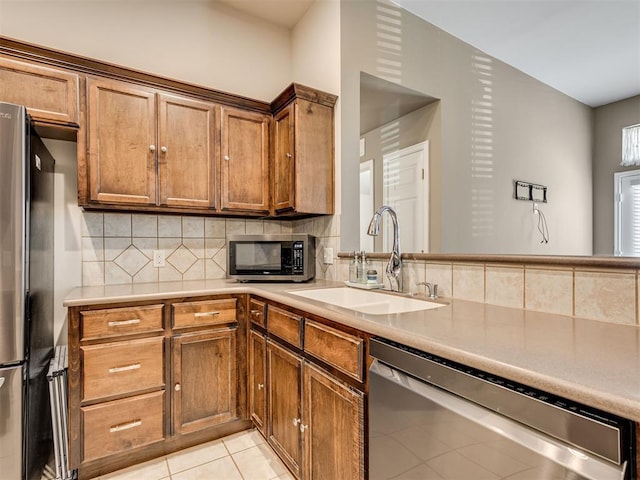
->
[80,212,341,286]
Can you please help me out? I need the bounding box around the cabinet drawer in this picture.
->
[173,299,237,329]
[82,391,164,462]
[82,337,164,402]
[267,305,303,349]
[304,320,364,382]
[249,299,266,327]
[80,304,164,340]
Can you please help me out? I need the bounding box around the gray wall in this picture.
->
[593,95,640,255]
[361,102,442,252]
[341,0,594,255]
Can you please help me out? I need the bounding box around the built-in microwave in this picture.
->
[226,234,316,282]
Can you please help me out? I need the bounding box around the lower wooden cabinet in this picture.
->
[172,327,238,435]
[267,339,304,478]
[255,299,366,480]
[68,295,248,479]
[249,329,267,435]
[302,364,364,480]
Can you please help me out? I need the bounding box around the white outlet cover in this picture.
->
[323,247,334,264]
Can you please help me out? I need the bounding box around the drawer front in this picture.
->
[249,299,266,327]
[81,304,164,340]
[173,299,237,329]
[82,391,164,462]
[82,337,164,402]
[267,305,303,349]
[304,320,364,382]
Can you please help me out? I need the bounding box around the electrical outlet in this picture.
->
[153,250,165,267]
[323,247,334,264]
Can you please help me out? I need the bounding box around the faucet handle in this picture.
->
[416,282,438,298]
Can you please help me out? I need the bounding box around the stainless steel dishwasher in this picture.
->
[369,338,635,480]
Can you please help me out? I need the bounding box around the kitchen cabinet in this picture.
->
[251,299,365,480]
[69,304,166,469]
[249,329,267,435]
[272,85,337,216]
[0,55,79,126]
[220,107,270,213]
[67,295,249,479]
[85,77,218,208]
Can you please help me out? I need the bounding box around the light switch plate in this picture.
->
[323,247,334,264]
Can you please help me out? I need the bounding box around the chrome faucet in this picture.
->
[367,205,402,292]
[416,282,438,299]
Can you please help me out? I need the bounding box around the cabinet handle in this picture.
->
[299,423,308,433]
[292,418,301,427]
[149,145,156,152]
[160,146,168,153]
[250,309,263,317]
[109,419,142,433]
[224,155,230,161]
[257,383,264,390]
[286,153,292,159]
[175,383,181,391]
[108,363,141,374]
[108,318,140,327]
[194,311,220,318]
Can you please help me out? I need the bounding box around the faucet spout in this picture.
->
[367,205,402,292]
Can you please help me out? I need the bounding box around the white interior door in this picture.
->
[360,159,374,251]
[382,142,429,252]
[615,170,640,256]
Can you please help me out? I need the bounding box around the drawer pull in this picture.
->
[107,318,141,327]
[109,419,142,433]
[194,311,220,318]
[108,363,141,374]
[250,310,263,316]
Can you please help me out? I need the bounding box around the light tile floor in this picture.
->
[91,429,295,480]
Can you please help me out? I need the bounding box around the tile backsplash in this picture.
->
[81,212,340,286]
[337,257,640,326]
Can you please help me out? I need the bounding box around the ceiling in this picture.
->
[218,0,640,108]
[393,0,640,107]
[216,0,315,28]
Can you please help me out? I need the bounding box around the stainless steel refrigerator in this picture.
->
[0,102,54,479]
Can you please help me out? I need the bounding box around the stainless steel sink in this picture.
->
[288,287,446,315]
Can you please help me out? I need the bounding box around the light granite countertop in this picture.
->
[64,279,640,422]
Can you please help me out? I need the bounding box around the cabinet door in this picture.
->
[302,363,364,480]
[220,108,270,213]
[158,94,218,208]
[273,104,295,212]
[249,329,267,435]
[293,99,334,214]
[267,340,302,478]
[87,78,157,205]
[0,56,79,125]
[171,328,238,435]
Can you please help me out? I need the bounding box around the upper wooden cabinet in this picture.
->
[85,77,218,209]
[272,85,337,216]
[0,55,79,126]
[87,78,157,205]
[158,94,218,209]
[220,107,270,213]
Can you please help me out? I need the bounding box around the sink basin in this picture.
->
[288,287,446,315]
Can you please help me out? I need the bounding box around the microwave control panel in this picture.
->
[292,241,304,274]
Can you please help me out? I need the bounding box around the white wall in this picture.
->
[292,0,341,214]
[42,139,82,345]
[0,0,292,101]
[340,0,593,255]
